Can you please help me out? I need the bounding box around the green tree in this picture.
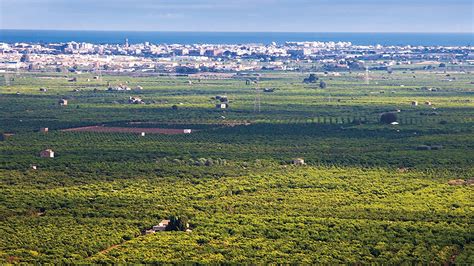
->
[380,112,397,124]
[319,80,327,89]
[303,74,318,83]
[165,216,189,231]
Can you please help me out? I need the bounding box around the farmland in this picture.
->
[0,68,473,263]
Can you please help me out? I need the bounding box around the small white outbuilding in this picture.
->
[40,149,54,158]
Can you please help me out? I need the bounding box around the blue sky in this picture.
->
[0,0,472,32]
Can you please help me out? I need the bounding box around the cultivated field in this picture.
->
[61,126,195,135]
[0,67,473,263]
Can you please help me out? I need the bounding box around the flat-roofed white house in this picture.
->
[292,158,305,166]
[216,103,229,109]
[59,99,68,106]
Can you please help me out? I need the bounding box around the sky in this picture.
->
[0,0,472,32]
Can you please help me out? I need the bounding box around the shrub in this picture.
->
[122,235,133,241]
[319,80,327,89]
[205,159,214,166]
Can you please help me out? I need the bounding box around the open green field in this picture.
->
[0,69,473,263]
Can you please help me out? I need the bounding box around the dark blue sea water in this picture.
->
[0,30,472,46]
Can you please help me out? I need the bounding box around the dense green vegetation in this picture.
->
[0,69,473,263]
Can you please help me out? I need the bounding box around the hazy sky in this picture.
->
[0,0,472,32]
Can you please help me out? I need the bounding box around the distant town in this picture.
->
[1,40,473,74]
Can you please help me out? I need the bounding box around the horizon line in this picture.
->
[1,28,473,34]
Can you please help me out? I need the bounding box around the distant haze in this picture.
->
[0,0,472,33]
[1,31,473,46]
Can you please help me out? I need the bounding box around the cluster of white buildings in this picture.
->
[0,40,472,73]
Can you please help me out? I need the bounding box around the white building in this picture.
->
[152,220,170,231]
[40,149,54,158]
[216,103,228,109]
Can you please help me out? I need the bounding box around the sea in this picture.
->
[0,30,472,46]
